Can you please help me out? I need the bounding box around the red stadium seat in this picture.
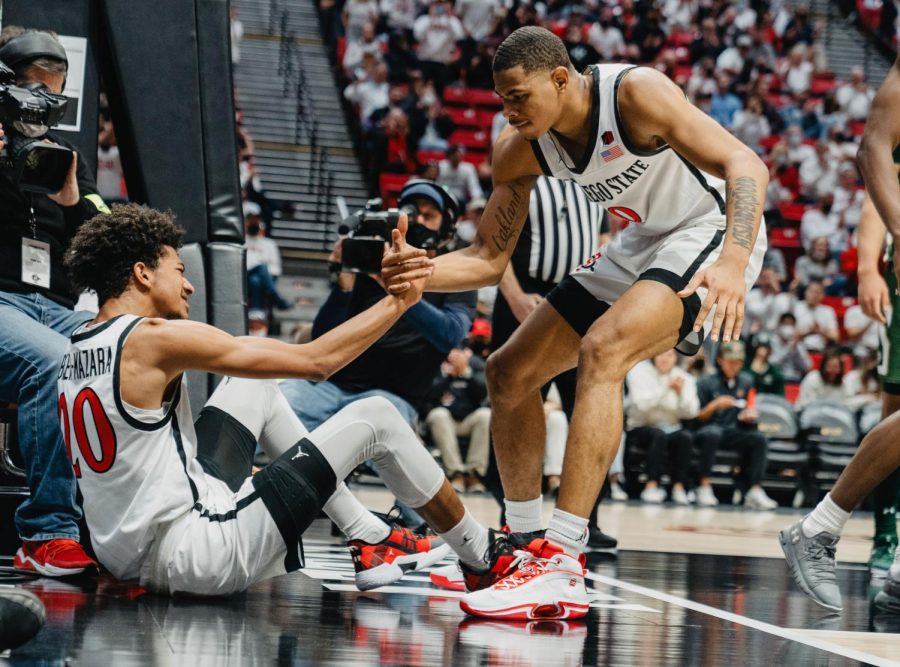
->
[785,383,800,404]
[759,135,781,153]
[809,351,823,370]
[809,78,837,96]
[778,202,807,225]
[849,120,866,136]
[769,227,801,248]
[446,106,481,129]
[416,150,445,164]
[443,86,469,108]
[461,152,487,169]
[379,172,411,206]
[466,88,502,110]
[449,129,490,151]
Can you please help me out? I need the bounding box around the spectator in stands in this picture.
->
[625,349,699,505]
[817,93,848,141]
[235,111,255,162]
[836,66,875,121]
[344,62,390,126]
[631,6,668,62]
[456,0,502,68]
[365,107,416,195]
[438,144,483,206]
[792,236,842,293]
[800,193,845,252]
[384,30,420,84]
[423,347,490,493]
[770,312,814,381]
[380,0,422,34]
[796,346,847,407]
[746,333,785,395]
[709,73,742,128]
[661,0,697,32]
[96,120,125,203]
[732,94,772,155]
[843,348,881,408]
[782,5,815,51]
[716,33,753,74]
[244,201,291,312]
[832,162,865,230]
[686,57,718,101]
[588,6,627,60]
[800,143,839,200]
[343,22,384,78]
[843,300,880,358]
[464,41,495,89]
[793,279,840,352]
[564,23,600,72]
[343,0,379,43]
[781,43,814,95]
[690,17,724,64]
[230,5,244,65]
[416,100,456,151]
[783,124,816,165]
[694,342,779,510]
[543,384,566,496]
[413,0,465,94]
[744,266,792,337]
[764,163,794,224]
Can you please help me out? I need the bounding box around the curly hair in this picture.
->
[493,26,572,74]
[65,203,184,304]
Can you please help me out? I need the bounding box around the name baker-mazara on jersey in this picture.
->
[58,346,113,382]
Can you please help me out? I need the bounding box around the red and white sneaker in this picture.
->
[430,561,465,591]
[14,539,97,577]
[460,538,590,621]
[430,528,544,593]
[349,523,451,591]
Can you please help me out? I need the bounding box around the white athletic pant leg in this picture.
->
[543,409,568,476]
[307,396,444,508]
[204,377,371,540]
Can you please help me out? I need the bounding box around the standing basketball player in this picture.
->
[384,26,768,620]
[780,55,900,613]
[57,204,499,596]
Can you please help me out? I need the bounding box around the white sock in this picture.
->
[322,485,390,544]
[504,496,544,533]
[545,508,589,557]
[438,510,490,571]
[801,493,851,538]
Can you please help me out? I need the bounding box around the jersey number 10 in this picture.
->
[58,389,118,478]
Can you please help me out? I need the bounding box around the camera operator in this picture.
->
[280,181,476,525]
[0,27,109,576]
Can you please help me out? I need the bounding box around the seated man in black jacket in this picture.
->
[280,181,476,519]
[422,347,490,493]
[0,27,109,576]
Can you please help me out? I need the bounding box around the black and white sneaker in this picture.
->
[585,526,617,554]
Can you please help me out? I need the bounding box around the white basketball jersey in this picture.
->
[57,315,209,580]
[530,64,728,234]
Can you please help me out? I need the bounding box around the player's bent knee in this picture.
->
[579,326,628,378]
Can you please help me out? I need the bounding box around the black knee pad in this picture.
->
[252,438,337,572]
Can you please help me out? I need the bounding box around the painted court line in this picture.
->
[587,572,899,667]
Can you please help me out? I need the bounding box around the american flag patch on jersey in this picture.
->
[601,145,624,162]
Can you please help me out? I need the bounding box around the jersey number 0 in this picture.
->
[58,389,118,477]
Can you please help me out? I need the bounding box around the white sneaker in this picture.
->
[640,487,666,503]
[745,487,778,510]
[696,486,719,507]
[671,487,690,505]
[609,481,628,502]
[459,618,587,666]
[460,539,590,621]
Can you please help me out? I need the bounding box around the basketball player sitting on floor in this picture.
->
[57,203,497,596]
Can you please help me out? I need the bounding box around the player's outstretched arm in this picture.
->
[857,55,900,238]
[134,217,432,382]
[382,125,538,293]
[616,67,768,343]
[856,191,890,322]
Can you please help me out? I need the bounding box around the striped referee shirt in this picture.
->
[511,176,606,285]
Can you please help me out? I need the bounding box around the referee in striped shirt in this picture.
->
[488,175,617,552]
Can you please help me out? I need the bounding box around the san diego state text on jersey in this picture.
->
[578,159,651,204]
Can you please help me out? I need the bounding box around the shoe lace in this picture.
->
[805,540,838,584]
[494,549,550,590]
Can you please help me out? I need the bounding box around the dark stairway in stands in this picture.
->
[233,0,369,259]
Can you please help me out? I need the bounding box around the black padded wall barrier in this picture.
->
[4,0,101,175]
[99,0,209,244]
[197,0,244,244]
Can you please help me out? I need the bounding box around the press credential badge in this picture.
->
[22,237,51,288]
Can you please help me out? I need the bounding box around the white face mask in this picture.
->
[778,324,795,339]
[456,220,476,243]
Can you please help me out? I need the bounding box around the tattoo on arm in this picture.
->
[491,183,526,252]
[728,176,758,251]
